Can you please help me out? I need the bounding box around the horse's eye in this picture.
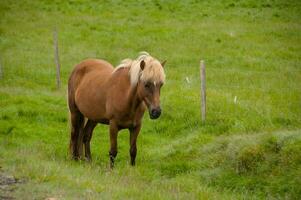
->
[145,83,151,88]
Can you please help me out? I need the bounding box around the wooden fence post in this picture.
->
[200,60,206,122]
[53,28,61,89]
[0,58,2,80]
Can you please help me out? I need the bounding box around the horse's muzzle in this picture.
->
[149,108,161,119]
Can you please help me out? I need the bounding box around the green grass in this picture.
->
[1,0,301,199]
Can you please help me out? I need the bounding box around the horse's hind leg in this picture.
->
[70,111,84,160]
[83,120,97,161]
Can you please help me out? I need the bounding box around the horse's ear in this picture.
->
[140,60,145,70]
[161,60,167,68]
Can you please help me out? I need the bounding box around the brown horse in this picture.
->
[68,52,166,167]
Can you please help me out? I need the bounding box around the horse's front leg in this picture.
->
[129,124,141,166]
[109,120,119,168]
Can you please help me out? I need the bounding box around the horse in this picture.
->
[67,52,166,168]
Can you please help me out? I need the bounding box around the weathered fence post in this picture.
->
[200,60,206,122]
[53,28,61,89]
[0,58,3,80]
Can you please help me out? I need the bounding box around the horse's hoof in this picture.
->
[71,155,79,161]
[109,162,114,169]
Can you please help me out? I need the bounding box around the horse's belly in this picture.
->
[77,101,106,120]
[78,104,107,121]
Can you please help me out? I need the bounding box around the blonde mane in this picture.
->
[114,52,165,86]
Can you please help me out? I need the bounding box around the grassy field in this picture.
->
[1,0,301,199]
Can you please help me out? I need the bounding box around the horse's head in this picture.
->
[137,58,166,120]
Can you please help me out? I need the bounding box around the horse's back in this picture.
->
[69,58,113,87]
[71,58,113,77]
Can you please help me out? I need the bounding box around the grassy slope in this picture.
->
[0,0,301,199]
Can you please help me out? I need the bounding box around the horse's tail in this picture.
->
[67,88,72,156]
[67,80,86,159]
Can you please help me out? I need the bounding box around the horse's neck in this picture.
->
[115,68,143,112]
[127,84,143,112]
